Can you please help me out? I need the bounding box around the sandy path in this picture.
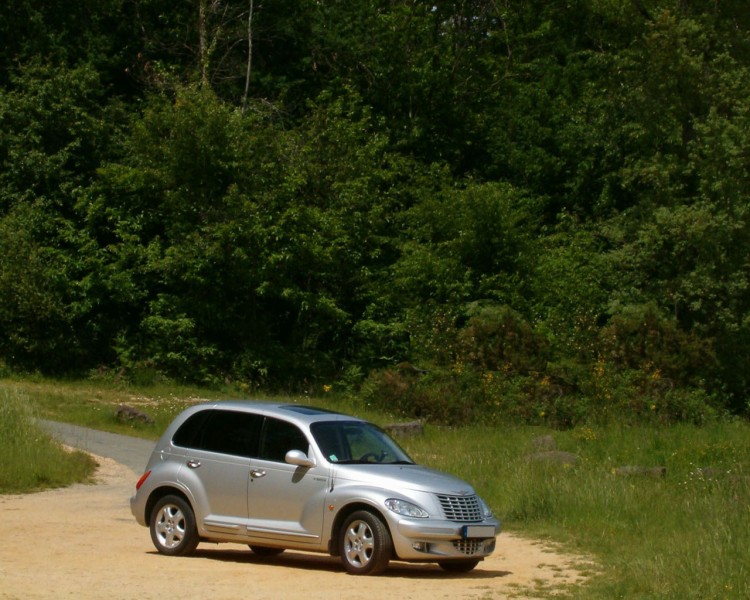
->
[0,456,591,599]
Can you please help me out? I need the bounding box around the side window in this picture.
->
[260,418,309,463]
[172,410,212,449]
[202,411,264,457]
[174,409,263,458]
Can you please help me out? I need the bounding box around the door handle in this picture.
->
[186,459,201,469]
[250,469,266,479]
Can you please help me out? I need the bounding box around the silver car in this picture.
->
[130,401,500,575]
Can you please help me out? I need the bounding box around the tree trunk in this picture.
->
[199,0,209,86]
[242,0,254,112]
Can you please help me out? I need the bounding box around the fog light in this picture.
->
[412,542,427,552]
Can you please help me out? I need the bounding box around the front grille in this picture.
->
[436,494,482,522]
[453,539,484,555]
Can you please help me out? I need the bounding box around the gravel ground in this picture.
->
[0,423,593,599]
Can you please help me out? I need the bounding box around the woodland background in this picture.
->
[2,1,750,426]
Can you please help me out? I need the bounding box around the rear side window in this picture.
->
[173,409,263,459]
[172,410,212,448]
[260,417,309,462]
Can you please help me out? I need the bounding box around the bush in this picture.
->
[455,304,548,374]
[359,357,721,428]
[576,361,722,425]
[599,303,715,386]
[359,365,473,425]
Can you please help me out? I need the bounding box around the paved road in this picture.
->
[40,420,154,473]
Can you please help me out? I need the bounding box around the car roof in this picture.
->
[188,399,363,426]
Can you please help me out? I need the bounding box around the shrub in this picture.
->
[599,303,715,387]
[456,304,547,374]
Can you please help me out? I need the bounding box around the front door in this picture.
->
[246,417,330,546]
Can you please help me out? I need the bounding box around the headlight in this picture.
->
[479,497,494,519]
[385,498,429,518]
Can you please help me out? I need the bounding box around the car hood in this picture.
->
[332,463,476,496]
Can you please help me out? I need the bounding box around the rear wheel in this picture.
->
[438,559,480,573]
[149,495,199,556]
[340,511,392,575]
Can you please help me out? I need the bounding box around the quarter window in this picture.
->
[172,410,211,449]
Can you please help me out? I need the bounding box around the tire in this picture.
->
[438,559,480,573]
[249,545,285,557]
[149,494,200,556]
[340,511,392,575]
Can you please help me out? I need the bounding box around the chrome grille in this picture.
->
[453,539,484,555]
[436,494,482,522]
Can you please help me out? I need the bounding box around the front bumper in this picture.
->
[389,517,501,561]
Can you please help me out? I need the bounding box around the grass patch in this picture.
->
[0,387,97,493]
[402,423,750,599]
[2,376,749,598]
[0,376,232,438]
[0,376,388,439]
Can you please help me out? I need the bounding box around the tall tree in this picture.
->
[0,64,121,370]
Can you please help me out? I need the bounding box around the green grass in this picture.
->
[0,387,97,493]
[0,376,232,437]
[2,376,749,598]
[402,423,750,599]
[0,375,388,438]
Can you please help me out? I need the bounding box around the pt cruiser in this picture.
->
[130,401,500,575]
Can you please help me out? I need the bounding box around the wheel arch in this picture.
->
[328,502,392,557]
[146,486,193,524]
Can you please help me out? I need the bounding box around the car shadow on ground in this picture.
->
[146,548,512,579]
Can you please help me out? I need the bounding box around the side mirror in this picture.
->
[285,449,315,468]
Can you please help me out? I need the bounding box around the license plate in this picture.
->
[461,525,495,539]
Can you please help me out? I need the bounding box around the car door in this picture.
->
[175,409,263,536]
[246,417,330,547]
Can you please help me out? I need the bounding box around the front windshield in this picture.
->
[310,421,415,465]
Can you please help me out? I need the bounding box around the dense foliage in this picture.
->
[2,1,749,425]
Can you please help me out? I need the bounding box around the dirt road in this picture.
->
[0,453,592,599]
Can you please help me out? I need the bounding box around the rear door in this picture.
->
[175,409,263,535]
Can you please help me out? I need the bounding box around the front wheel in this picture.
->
[149,495,199,556]
[340,511,392,575]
